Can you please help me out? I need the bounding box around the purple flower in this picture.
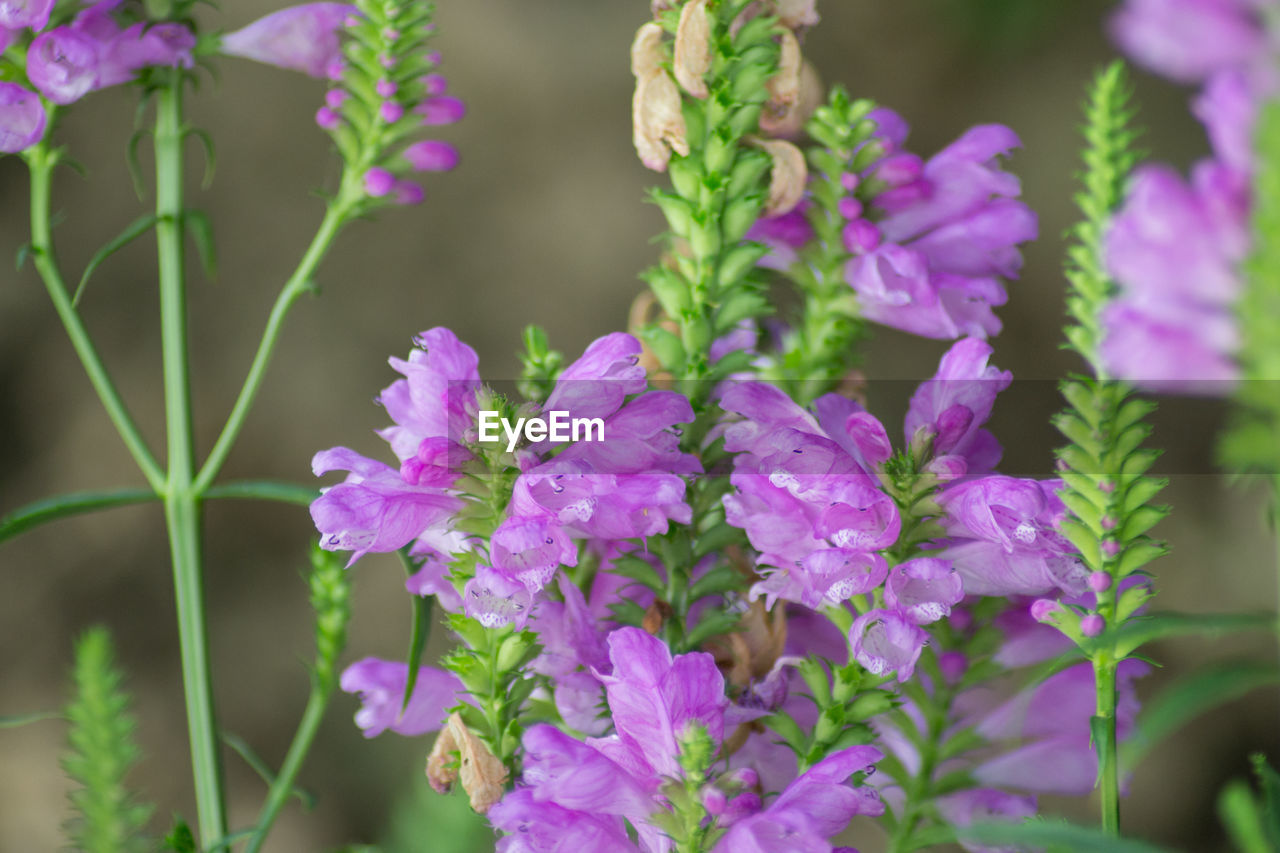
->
[595,626,729,779]
[846,121,1037,340]
[339,657,463,737]
[1110,0,1267,85]
[884,558,964,624]
[849,608,928,681]
[935,788,1038,853]
[0,82,46,153]
[488,515,578,592]
[489,789,637,853]
[714,746,885,852]
[26,28,101,105]
[376,327,481,461]
[938,476,1089,597]
[0,0,52,31]
[721,382,901,571]
[904,337,1011,476]
[972,660,1149,794]
[751,548,888,610]
[464,565,534,629]
[1100,162,1248,392]
[221,3,354,78]
[404,554,462,611]
[310,447,463,565]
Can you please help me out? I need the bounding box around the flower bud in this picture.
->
[1030,598,1063,623]
[404,139,459,172]
[363,167,396,197]
[674,0,712,99]
[418,95,466,125]
[1080,614,1105,637]
[221,2,353,78]
[1087,571,1113,593]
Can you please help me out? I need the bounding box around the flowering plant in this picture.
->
[2,1,1279,852]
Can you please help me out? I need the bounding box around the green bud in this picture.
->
[715,287,768,330]
[813,709,842,744]
[704,129,736,174]
[730,64,772,104]
[849,691,895,720]
[652,190,693,236]
[642,325,687,371]
[722,194,763,243]
[689,218,722,259]
[669,158,701,200]
[495,631,536,672]
[728,104,763,138]
[717,244,767,289]
[726,150,770,200]
[642,266,692,318]
[681,314,712,354]
[677,721,716,778]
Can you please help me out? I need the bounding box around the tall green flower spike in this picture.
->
[1052,61,1168,836]
[62,627,154,853]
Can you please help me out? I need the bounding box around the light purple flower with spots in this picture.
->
[849,608,929,681]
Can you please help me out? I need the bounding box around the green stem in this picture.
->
[193,192,355,494]
[23,142,166,494]
[242,683,331,853]
[1095,656,1121,834]
[887,672,954,853]
[155,72,227,846]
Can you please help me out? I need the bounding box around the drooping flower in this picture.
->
[339,657,464,737]
[883,558,964,625]
[904,337,1012,476]
[849,608,929,681]
[1109,0,1268,85]
[221,3,354,77]
[0,0,52,32]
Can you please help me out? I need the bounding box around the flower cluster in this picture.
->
[751,109,1038,340]
[222,0,464,205]
[0,0,195,153]
[1102,0,1272,390]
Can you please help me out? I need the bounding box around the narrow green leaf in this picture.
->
[397,550,434,713]
[184,209,217,281]
[1113,611,1276,658]
[954,819,1174,853]
[74,214,158,306]
[1122,661,1280,772]
[610,554,666,593]
[203,480,318,507]
[688,565,745,601]
[187,128,217,189]
[222,732,315,809]
[0,710,62,727]
[0,488,157,545]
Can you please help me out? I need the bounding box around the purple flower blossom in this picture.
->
[0,82,46,153]
[846,119,1037,340]
[849,608,928,681]
[935,788,1038,853]
[0,0,52,31]
[904,337,1011,476]
[489,789,637,853]
[26,28,101,104]
[221,3,354,78]
[938,476,1089,597]
[339,657,463,737]
[1110,0,1267,85]
[1100,162,1248,391]
[310,446,463,565]
[884,558,964,624]
[404,554,462,611]
[464,565,535,629]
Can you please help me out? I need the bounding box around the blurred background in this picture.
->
[2,0,1277,850]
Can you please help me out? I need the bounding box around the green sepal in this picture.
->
[687,564,744,601]
[610,554,666,593]
[1114,539,1166,577]
[685,609,742,648]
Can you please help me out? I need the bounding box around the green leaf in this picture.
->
[954,819,1174,853]
[74,214,158,307]
[203,480,318,506]
[610,554,666,594]
[1113,611,1277,658]
[687,565,744,601]
[0,710,62,727]
[0,488,157,546]
[1220,780,1273,853]
[397,550,435,713]
[187,127,217,189]
[1120,476,1167,514]
[1114,539,1166,577]
[1122,662,1280,773]
[1250,754,1280,847]
[222,732,315,809]
[161,816,196,852]
[684,609,741,649]
[184,210,217,281]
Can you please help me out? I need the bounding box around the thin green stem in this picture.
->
[887,672,955,853]
[23,142,166,493]
[193,192,356,494]
[242,683,331,853]
[1095,656,1121,834]
[155,72,227,846]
